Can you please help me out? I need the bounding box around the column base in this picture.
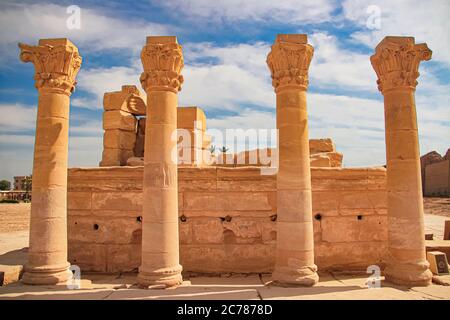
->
[384,263,432,287]
[22,262,72,285]
[272,265,319,287]
[138,264,183,288]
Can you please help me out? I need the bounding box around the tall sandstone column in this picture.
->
[371,36,433,286]
[138,36,184,287]
[267,34,318,286]
[19,39,82,285]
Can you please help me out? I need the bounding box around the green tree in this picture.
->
[220,146,229,153]
[0,180,11,191]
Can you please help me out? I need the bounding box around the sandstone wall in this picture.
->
[424,160,450,196]
[67,166,387,273]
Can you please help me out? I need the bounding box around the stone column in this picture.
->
[18,38,82,285]
[371,36,433,286]
[138,36,184,287]
[267,34,318,286]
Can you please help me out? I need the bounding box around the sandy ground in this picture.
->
[423,197,450,217]
[0,203,30,233]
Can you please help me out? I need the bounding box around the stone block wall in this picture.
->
[67,166,387,273]
[424,160,450,196]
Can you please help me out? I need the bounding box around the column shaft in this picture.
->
[370,36,433,286]
[267,34,318,286]
[139,91,182,286]
[19,38,82,285]
[384,89,431,285]
[274,89,318,285]
[138,36,184,288]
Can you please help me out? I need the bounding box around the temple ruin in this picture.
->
[18,34,433,288]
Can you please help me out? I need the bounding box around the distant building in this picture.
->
[421,149,450,196]
[13,176,27,191]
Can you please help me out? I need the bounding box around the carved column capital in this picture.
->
[370,36,432,93]
[267,34,314,93]
[18,38,82,96]
[140,36,184,93]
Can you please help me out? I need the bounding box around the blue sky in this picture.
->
[0,0,449,182]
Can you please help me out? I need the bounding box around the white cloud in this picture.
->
[73,65,142,109]
[0,103,104,180]
[158,0,337,24]
[68,136,103,168]
[309,33,377,92]
[0,2,171,62]
[0,134,34,146]
[342,0,450,67]
[0,103,36,132]
[180,42,274,110]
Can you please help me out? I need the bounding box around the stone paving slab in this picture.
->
[1,272,449,300]
[424,214,448,240]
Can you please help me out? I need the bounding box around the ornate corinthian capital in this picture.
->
[370,36,432,93]
[267,34,314,92]
[140,36,184,93]
[18,38,82,96]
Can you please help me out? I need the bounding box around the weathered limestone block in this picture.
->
[310,153,331,167]
[191,218,224,244]
[68,242,107,272]
[311,191,339,216]
[91,191,142,211]
[126,157,144,166]
[321,216,388,243]
[100,148,134,166]
[106,243,141,273]
[329,152,343,167]
[309,138,335,154]
[217,167,276,191]
[179,220,192,244]
[315,242,387,270]
[67,192,91,210]
[178,107,206,132]
[222,218,269,244]
[183,192,274,212]
[178,167,217,191]
[103,129,136,150]
[103,110,137,131]
[68,215,141,244]
[180,244,275,273]
[103,85,146,115]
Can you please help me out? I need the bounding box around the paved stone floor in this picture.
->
[0,272,449,300]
